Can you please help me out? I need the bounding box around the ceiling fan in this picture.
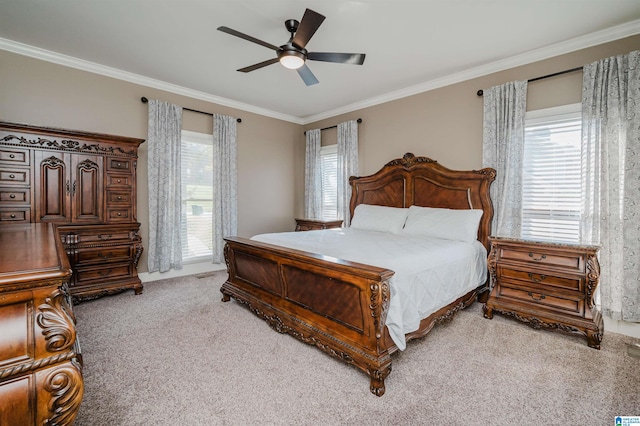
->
[217,8,366,86]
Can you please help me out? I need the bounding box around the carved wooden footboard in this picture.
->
[221,237,395,395]
[221,153,496,396]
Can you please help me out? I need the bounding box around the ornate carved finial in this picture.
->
[385,153,437,168]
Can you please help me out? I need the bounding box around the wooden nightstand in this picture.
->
[295,218,343,231]
[483,236,603,349]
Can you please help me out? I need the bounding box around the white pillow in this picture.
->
[401,205,483,243]
[350,204,409,234]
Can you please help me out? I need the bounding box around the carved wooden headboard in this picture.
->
[349,153,496,250]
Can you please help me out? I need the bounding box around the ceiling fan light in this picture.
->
[279,51,305,69]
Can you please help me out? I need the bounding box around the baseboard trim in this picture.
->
[139,262,226,283]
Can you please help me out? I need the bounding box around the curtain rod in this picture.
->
[304,118,362,135]
[140,97,242,122]
[476,66,583,97]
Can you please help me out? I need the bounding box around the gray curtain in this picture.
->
[582,50,640,322]
[482,81,528,237]
[147,99,183,273]
[337,120,359,227]
[212,113,238,264]
[304,129,322,219]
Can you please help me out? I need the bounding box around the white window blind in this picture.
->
[320,144,338,220]
[522,104,582,243]
[180,130,214,262]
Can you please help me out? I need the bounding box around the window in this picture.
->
[521,104,582,243]
[181,130,214,262]
[319,144,338,220]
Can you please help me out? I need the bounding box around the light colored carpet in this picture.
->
[73,272,640,425]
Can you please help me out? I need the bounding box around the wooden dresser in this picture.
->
[294,218,343,231]
[0,121,144,302]
[0,223,83,425]
[483,237,602,348]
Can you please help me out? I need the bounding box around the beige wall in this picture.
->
[1,34,638,272]
[0,50,300,273]
[301,34,640,216]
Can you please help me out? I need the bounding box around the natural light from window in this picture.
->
[522,104,582,243]
[181,130,214,262]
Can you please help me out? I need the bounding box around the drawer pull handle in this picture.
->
[117,179,122,183]
[9,154,15,158]
[527,273,546,283]
[9,174,15,179]
[98,253,113,260]
[10,214,16,219]
[117,195,123,200]
[9,194,15,199]
[98,234,112,240]
[527,291,546,301]
[97,269,113,277]
[117,212,122,216]
[528,253,547,261]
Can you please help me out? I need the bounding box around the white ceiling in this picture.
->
[1,1,639,124]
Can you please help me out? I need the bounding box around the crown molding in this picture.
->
[300,19,640,124]
[1,18,639,127]
[0,37,304,125]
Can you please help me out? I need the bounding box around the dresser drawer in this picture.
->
[106,158,132,172]
[0,168,30,186]
[74,263,132,284]
[498,266,583,291]
[0,187,30,204]
[106,173,132,188]
[498,245,584,272]
[106,190,131,205]
[0,148,29,166]
[498,283,584,316]
[106,208,132,222]
[60,229,133,244]
[76,246,132,265]
[0,208,30,223]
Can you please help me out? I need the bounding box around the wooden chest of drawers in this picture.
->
[0,223,83,425]
[483,237,603,349]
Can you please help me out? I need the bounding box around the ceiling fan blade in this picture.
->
[307,52,366,65]
[292,9,325,49]
[297,64,319,86]
[237,58,279,73]
[217,26,279,51]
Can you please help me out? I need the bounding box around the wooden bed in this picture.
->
[221,153,496,396]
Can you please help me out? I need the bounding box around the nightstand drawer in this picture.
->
[498,283,584,316]
[498,246,584,272]
[498,266,583,291]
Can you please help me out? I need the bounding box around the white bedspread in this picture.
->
[251,228,487,350]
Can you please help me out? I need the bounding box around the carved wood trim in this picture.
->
[1,134,137,156]
[37,290,76,353]
[44,360,84,426]
[0,352,76,381]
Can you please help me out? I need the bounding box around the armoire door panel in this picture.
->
[72,156,103,223]
[34,152,70,223]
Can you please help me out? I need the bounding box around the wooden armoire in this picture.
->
[0,121,144,302]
